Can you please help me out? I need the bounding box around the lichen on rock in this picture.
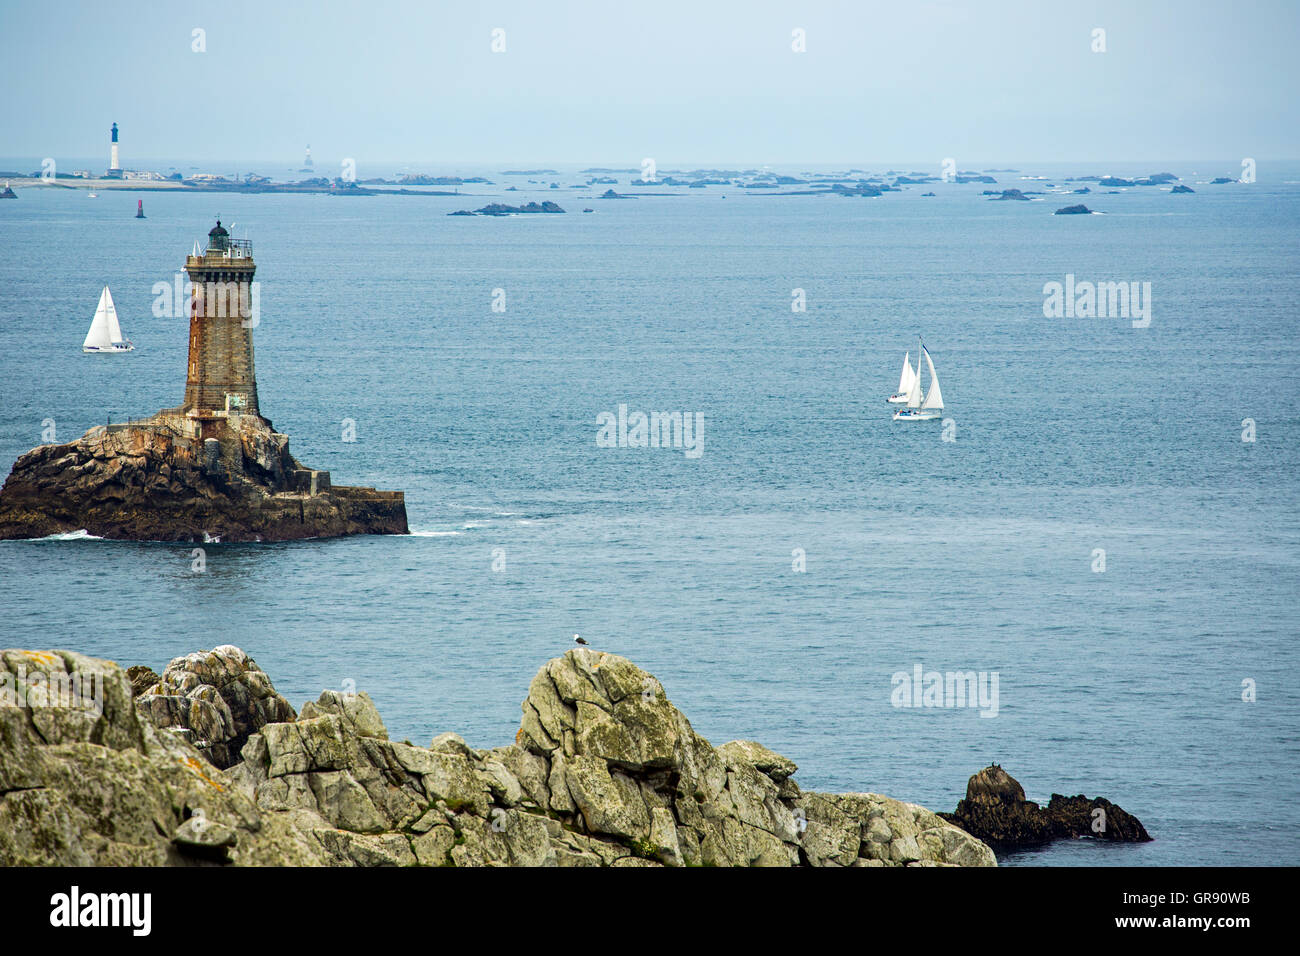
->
[2,645,998,867]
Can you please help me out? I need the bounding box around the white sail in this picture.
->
[921,347,944,410]
[897,352,915,395]
[905,354,923,407]
[104,289,125,344]
[83,287,114,349]
[83,286,131,351]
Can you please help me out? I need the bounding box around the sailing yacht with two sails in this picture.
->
[890,338,943,421]
[82,286,134,353]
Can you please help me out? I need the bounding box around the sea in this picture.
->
[1,159,1297,866]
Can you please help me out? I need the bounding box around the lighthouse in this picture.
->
[182,220,260,418]
[107,122,122,178]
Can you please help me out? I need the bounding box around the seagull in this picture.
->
[573,634,588,646]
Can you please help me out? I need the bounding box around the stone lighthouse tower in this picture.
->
[182,220,260,419]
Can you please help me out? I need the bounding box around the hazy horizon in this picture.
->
[3,0,1296,167]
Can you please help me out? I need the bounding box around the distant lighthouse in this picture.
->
[107,122,122,178]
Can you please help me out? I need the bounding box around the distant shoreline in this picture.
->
[0,177,462,196]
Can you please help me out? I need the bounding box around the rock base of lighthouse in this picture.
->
[0,410,407,542]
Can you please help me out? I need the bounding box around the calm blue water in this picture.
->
[2,162,1298,865]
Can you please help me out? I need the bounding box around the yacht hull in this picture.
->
[893,409,941,421]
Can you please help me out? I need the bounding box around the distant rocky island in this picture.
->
[0,222,406,542]
[448,201,565,216]
[1054,204,1092,215]
[393,174,491,186]
[2,164,1226,203]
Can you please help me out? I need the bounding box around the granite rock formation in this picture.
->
[0,411,407,541]
[133,646,297,768]
[0,646,997,867]
[941,764,1151,851]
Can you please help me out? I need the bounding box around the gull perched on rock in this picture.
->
[573,634,588,646]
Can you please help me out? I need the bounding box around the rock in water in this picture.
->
[0,221,406,542]
[941,765,1151,850]
[447,201,566,216]
[1,645,997,867]
[1054,204,1093,215]
[1045,793,1152,842]
[0,412,407,541]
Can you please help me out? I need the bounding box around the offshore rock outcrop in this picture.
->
[0,646,997,867]
[0,411,407,542]
[941,764,1151,851]
[448,201,565,216]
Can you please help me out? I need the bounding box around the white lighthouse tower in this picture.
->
[107,122,122,178]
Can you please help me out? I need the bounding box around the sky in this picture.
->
[1,0,1297,168]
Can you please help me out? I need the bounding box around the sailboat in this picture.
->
[893,339,943,421]
[887,351,917,403]
[82,286,134,353]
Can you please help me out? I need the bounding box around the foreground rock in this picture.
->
[0,649,325,865]
[941,765,1151,851]
[0,413,407,541]
[1,646,996,867]
[133,646,296,768]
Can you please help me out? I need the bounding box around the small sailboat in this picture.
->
[887,351,917,403]
[893,339,943,421]
[87,189,97,198]
[82,286,134,353]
